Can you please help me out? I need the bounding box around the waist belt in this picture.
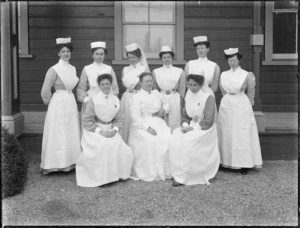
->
[97,119,112,125]
[162,90,176,95]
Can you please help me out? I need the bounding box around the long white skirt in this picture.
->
[41,90,81,172]
[169,124,220,185]
[76,129,133,187]
[218,93,262,169]
[128,116,172,182]
[161,92,181,132]
[119,91,135,143]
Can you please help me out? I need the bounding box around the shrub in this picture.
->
[1,125,29,198]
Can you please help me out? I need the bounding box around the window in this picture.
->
[264,1,298,65]
[18,1,32,58]
[114,1,184,64]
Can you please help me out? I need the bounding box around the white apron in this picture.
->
[218,67,262,169]
[128,90,172,182]
[188,57,218,123]
[120,62,146,143]
[169,89,220,185]
[154,65,182,131]
[41,59,81,172]
[76,92,133,187]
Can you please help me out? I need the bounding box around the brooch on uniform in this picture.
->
[115,104,117,108]
[197,102,200,106]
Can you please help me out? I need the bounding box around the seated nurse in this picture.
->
[76,74,133,187]
[169,74,220,186]
[128,72,172,182]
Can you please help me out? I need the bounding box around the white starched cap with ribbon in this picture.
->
[125,43,138,52]
[224,48,239,55]
[56,37,71,44]
[91,41,106,49]
[193,36,208,44]
[160,45,173,53]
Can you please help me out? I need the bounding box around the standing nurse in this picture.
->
[40,37,81,174]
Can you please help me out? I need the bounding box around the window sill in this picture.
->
[112,60,186,65]
[262,60,298,65]
[19,54,34,59]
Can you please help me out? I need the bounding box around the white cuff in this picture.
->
[142,123,150,131]
[112,126,119,132]
[83,96,90,103]
[182,122,189,128]
[95,127,101,134]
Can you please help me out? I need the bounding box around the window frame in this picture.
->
[113,1,185,65]
[263,2,297,65]
[18,1,33,58]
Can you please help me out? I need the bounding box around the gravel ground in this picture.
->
[2,137,298,226]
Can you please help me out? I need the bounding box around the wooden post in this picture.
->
[251,1,265,132]
[1,1,24,136]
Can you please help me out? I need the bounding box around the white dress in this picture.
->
[169,89,220,185]
[153,65,186,132]
[218,67,262,169]
[76,91,133,187]
[128,89,172,181]
[77,62,119,133]
[120,62,147,143]
[186,57,219,123]
[40,59,81,173]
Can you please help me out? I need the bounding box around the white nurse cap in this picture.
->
[193,36,208,44]
[160,45,173,53]
[224,48,239,55]
[56,37,71,44]
[91,41,106,49]
[125,43,138,52]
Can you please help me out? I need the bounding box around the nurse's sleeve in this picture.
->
[76,68,88,103]
[177,70,186,99]
[245,72,256,106]
[184,62,189,76]
[181,98,191,126]
[219,75,226,96]
[199,95,215,130]
[152,70,159,91]
[210,64,220,93]
[130,94,150,131]
[82,99,100,133]
[111,67,119,95]
[41,68,57,105]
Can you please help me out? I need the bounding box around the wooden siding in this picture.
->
[184,1,253,106]
[20,1,115,111]
[19,1,297,112]
[260,2,298,112]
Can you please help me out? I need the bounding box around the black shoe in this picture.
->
[172,180,183,187]
[240,168,248,175]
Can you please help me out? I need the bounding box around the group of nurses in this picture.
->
[40,35,262,188]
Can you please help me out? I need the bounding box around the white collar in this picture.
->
[230,66,241,72]
[163,64,173,69]
[197,57,208,62]
[58,59,69,65]
[93,61,104,67]
[140,88,152,94]
[130,62,141,68]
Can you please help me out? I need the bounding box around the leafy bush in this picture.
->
[2,125,29,198]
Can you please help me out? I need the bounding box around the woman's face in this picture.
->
[141,75,153,92]
[127,53,140,65]
[92,48,105,64]
[99,79,112,95]
[228,55,240,70]
[187,79,202,94]
[161,53,173,66]
[58,47,71,61]
[196,44,209,58]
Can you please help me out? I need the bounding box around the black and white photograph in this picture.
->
[1,0,298,226]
